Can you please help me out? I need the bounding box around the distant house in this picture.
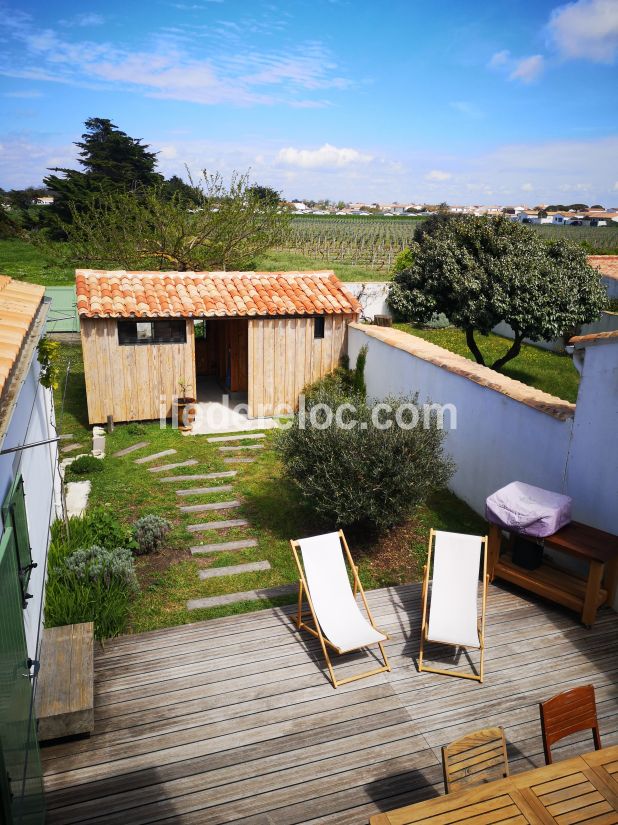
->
[76,269,361,424]
[32,196,54,206]
[0,276,59,824]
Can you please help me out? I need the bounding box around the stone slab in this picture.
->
[113,441,150,458]
[134,449,177,464]
[187,584,296,610]
[190,539,258,555]
[218,444,264,452]
[159,471,236,483]
[198,560,271,579]
[187,518,248,532]
[223,458,255,464]
[148,459,198,473]
[61,443,82,453]
[207,433,266,443]
[176,485,234,496]
[179,500,240,513]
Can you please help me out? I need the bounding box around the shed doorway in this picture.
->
[195,318,249,399]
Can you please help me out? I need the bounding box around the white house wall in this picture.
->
[0,359,58,663]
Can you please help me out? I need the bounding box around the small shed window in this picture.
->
[314,317,325,339]
[118,320,187,345]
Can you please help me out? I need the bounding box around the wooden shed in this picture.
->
[76,269,360,424]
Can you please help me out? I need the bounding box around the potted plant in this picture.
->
[175,377,196,431]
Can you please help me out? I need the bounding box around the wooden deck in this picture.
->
[41,582,618,824]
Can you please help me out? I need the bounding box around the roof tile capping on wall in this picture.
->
[350,323,576,421]
[76,270,361,319]
[0,275,45,397]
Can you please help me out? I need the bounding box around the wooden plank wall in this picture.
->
[80,318,196,424]
[248,314,353,418]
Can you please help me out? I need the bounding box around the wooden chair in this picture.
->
[442,727,509,794]
[539,684,602,764]
[419,529,489,682]
[290,530,390,689]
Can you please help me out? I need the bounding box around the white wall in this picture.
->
[349,324,618,609]
[0,359,59,662]
[565,340,618,537]
[348,326,574,514]
[345,282,391,320]
[493,312,618,353]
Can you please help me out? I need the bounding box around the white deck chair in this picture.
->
[290,531,390,688]
[419,529,489,683]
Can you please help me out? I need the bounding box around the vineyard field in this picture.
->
[280,215,618,271]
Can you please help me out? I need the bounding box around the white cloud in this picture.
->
[2,89,42,98]
[60,13,105,27]
[521,182,534,191]
[548,0,618,63]
[0,12,349,108]
[614,181,618,190]
[449,100,483,118]
[488,50,510,68]
[276,144,373,170]
[509,54,544,83]
[425,170,452,181]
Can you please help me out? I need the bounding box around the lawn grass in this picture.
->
[0,238,74,286]
[52,341,486,634]
[394,324,580,403]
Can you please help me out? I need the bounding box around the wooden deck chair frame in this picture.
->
[419,529,489,683]
[290,530,391,689]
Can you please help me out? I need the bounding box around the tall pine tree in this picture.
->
[44,118,161,227]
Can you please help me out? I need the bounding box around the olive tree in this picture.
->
[48,170,288,271]
[389,215,607,369]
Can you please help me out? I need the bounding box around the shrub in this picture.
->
[125,422,147,435]
[45,545,137,640]
[132,514,171,555]
[276,383,454,532]
[66,455,104,476]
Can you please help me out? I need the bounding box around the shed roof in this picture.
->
[0,275,45,397]
[76,270,361,319]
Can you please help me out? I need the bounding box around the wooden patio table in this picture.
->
[369,744,618,824]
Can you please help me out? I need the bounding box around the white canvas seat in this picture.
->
[291,531,390,688]
[419,529,489,682]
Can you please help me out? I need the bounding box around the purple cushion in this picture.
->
[485,481,572,538]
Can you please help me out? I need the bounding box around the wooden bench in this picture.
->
[488,521,618,627]
[35,622,94,742]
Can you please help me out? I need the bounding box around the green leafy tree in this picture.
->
[389,215,607,370]
[246,185,281,207]
[44,118,161,226]
[48,170,289,271]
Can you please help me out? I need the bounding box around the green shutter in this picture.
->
[0,523,45,825]
[2,476,33,602]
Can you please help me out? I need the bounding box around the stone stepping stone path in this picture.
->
[61,443,82,453]
[223,457,255,464]
[187,518,248,532]
[113,441,150,458]
[58,433,74,441]
[207,433,266,443]
[135,449,176,465]
[199,560,271,580]
[179,500,240,513]
[176,485,234,496]
[187,584,296,611]
[190,538,258,555]
[218,444,263,452]
[148,459,198,473]
[160,471,236,483]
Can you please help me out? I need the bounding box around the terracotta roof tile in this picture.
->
[76,270,361,319]
[0,276,45,398]
[569,330,618,347]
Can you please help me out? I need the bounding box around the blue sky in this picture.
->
[1,0,617,204]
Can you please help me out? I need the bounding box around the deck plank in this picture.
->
[42,582,618,824]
